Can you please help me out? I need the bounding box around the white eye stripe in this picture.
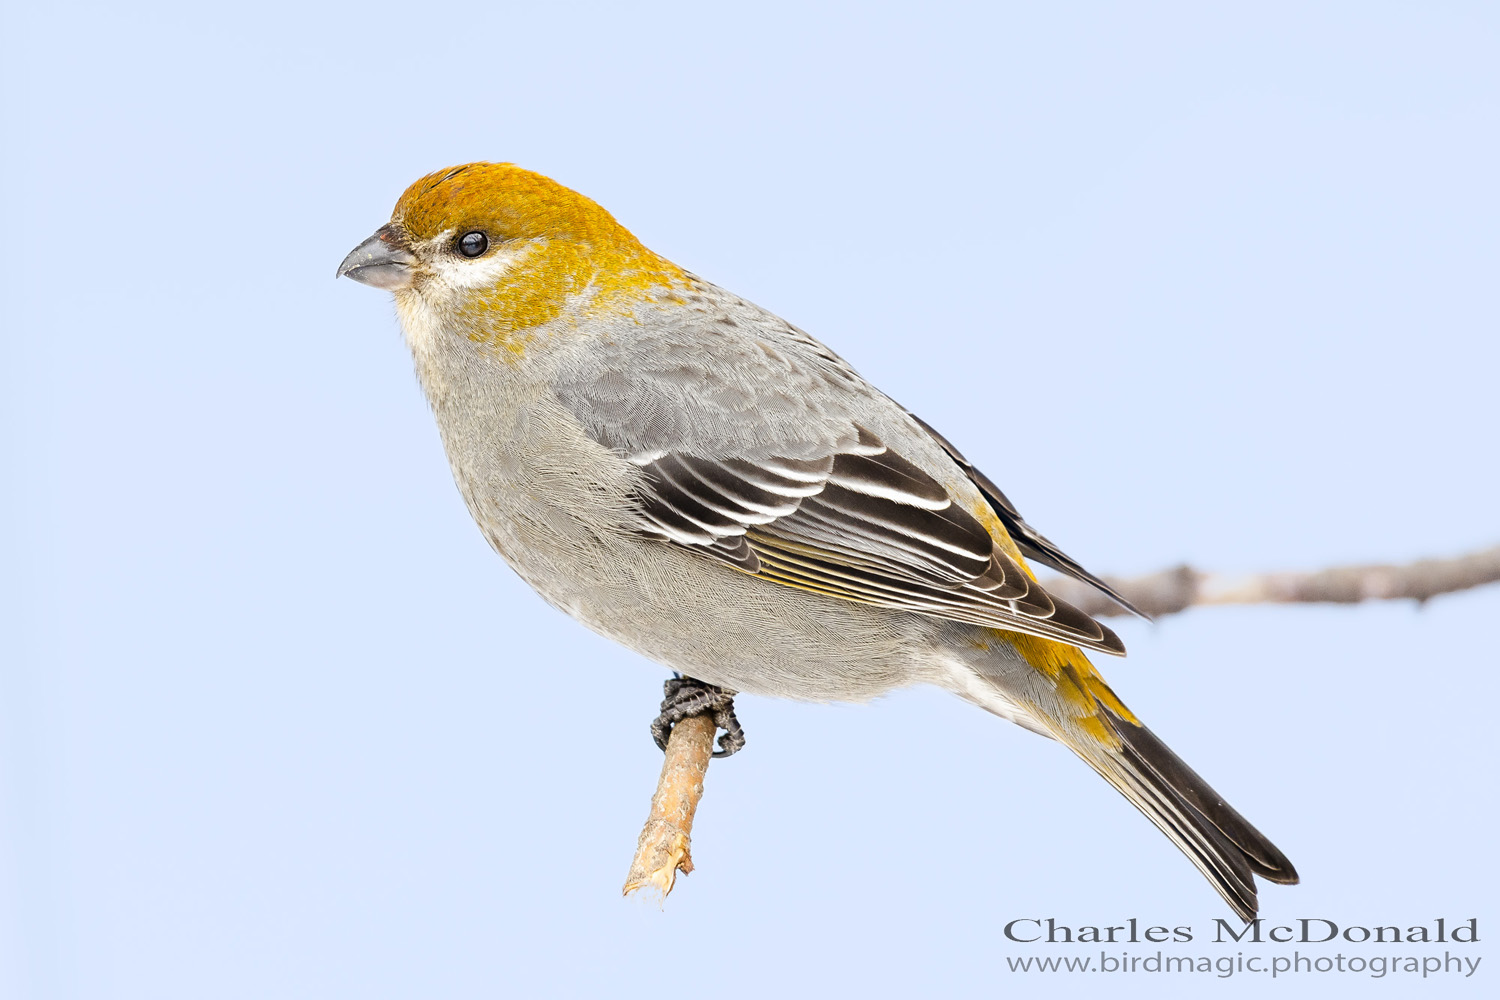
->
[418,229,532,291]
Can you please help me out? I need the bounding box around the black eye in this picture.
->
[457,231,488,258]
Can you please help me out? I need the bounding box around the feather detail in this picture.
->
[629,428,1126,656]
[909,413,1149,620]
[1006,635,1298,921]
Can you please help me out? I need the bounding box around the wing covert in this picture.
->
[908,413,1149,620]
[626,426,1126,655]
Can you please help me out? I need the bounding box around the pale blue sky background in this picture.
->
[4,2,1497,997]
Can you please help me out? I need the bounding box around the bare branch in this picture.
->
[620,543,1498,903]
[1045,544,1500,619]
[622,714,717,899]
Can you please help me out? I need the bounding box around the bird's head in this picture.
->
[338,163,684,350]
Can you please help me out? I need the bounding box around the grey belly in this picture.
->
[499,527,944,702]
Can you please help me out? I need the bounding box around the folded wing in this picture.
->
[908,413,1148,620]
[627,426,1126,655]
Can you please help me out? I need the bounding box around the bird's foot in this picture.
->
[651,676,746,758]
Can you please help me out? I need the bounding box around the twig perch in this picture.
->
[620,543,1499,902]
[622,713,717,899]
[1046,544,1500,619]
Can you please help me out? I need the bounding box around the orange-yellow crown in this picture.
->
[393,162,632,247]
[388,163,689,348]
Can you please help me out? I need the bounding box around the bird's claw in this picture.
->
[651,676,746,758]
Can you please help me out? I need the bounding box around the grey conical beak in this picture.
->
[338,224,417,290]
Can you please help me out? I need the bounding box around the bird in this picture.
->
[338,162,1298,920]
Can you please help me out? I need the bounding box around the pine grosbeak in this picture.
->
[338,162,1297,918]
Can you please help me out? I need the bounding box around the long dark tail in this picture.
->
[1061,704,1299,921]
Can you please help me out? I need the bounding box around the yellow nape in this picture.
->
[392,163,686,345]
